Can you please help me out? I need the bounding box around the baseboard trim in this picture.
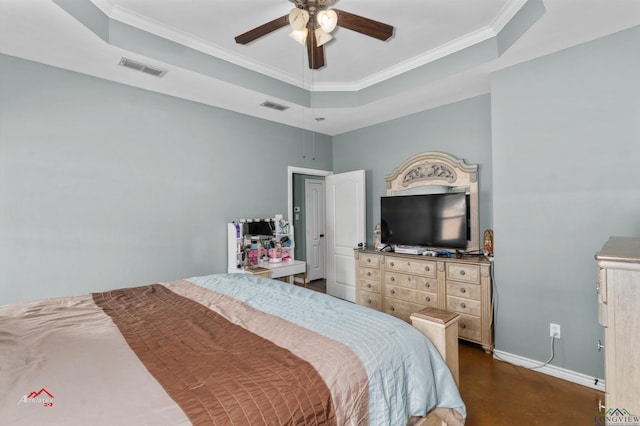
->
[493,349,605,392]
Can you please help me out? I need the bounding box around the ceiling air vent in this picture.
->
[260,101,290,112]
[118,57,167,77]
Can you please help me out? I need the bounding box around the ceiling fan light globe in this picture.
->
[314,28,333,47]
[317,9,337,33]
[289,8,310,31]
[289,28,308,45]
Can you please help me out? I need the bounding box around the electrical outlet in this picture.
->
[550,323,561,339]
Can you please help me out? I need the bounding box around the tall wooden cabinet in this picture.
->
[595,237,640,415]
[355,249,493,353]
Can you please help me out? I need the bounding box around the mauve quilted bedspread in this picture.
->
[0,273,465,425]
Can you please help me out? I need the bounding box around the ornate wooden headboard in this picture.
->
[385,152,480,252]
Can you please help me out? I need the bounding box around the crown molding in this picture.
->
[339,0,528,92]
[491,0,529,32]
[90,0,113,15]
[92,0,527,93]
[95,1,305,87]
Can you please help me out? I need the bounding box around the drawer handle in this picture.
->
[367,272,372,277]
[459,270,466,276]
[460,323,466,329]
[367,258,372,263]
[425,296,431,302]
[390,276,395,282]
[390,306,395,312]
[425,283,431,289]
[425,266,430,272]
[367,283,372,289]
[597,340,604,352]
[390,289,396,295]
[407,277,411,282]
[407,262,411,266]
[390,261,395,267]
[367,299,373,304]
[460,288,466,293]
[460,303,466,309]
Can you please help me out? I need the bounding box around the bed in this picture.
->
[0,273,465,425]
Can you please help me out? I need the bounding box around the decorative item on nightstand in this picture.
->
[483,229,494,257]
[268,242,282,263]
[374,223,381,248]
[279,218,290,234]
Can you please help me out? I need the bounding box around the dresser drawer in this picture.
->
[457,313,482,342]
[359,253,382,268]
[386,285,438,307]
[358,290,382,310]
[384,271,437,292]
[446,281,480,301]
[447,263,480,284]
[383,298,425,323]
[359,278,381,294]
[447,295,481,317]
[359,267,381,282]
[385,257,436,278]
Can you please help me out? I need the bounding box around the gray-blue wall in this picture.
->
[2,24,638,382]
[0,54,331,304]
[490,25,640,379]
[333,94,494,245]
[333,25,640,380]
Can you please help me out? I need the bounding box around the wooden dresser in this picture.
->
[595,237,640,415]
[355,249,493,353]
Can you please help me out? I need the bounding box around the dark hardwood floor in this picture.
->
[460,341,603,425]
[301,279,604,425]
[304,278,327,293]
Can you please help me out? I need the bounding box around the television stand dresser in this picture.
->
[356,151,493,353]
[355,249,493,353]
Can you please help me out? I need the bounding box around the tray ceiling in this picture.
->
[1,0,639,135]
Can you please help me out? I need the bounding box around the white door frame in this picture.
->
[287,167,332,282]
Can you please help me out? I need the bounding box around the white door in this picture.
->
[325,170,366,302]
[305,179,326,281]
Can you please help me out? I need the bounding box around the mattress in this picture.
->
[0,273,465,425]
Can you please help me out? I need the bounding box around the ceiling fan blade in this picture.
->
[307,27,325,69]
[333,9,393,41]
[235,15,289,45]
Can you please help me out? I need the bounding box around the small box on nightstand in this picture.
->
[243,266,271,278]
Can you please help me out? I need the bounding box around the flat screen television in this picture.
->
[380,192,469,249]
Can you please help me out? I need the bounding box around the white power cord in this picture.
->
[493,334,557,370]
[529,334,557,369]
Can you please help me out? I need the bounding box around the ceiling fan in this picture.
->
[234,0,394,70]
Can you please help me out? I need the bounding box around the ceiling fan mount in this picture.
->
[290,0,334,14]
[234,0,394,70]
